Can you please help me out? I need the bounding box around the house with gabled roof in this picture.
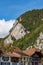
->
[0,47,29,65]
[0,47,43,65]
[23,48,43,65]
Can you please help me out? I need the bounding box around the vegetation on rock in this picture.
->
[0,9,43,50]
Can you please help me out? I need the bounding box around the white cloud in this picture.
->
[0,19,15,38]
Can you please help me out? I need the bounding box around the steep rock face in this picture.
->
[4,35,13,46]
[34,32,43,50]
[4,9,43,50]
[4,20,26,45]
[10,21,26,40]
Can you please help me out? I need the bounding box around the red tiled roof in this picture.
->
[35,48,40,52]
[23,48,35,56]
[10,52,21,58]
[3,52,21,58]
[23,48,43,56]
[14,47,22,53]
[1,47,43,57]
[14,47,29,56]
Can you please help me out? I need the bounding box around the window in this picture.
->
[35,62,38,65]
[24,61,26,65]
[24,57,25,61]
[0,62,1,65]
[32,57,39,61]
[1,62,10,65]
[2,56,9,61]
[11,57,19,62]
[32,62,34,65]
[32,62,38,65]
[12,62,17,65]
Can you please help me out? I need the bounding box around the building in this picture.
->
[0,47,43,65]
[23,48,43,65]
[0,47,29,65]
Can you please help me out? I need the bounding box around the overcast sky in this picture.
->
[0,0,43,38]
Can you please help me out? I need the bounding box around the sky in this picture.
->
[0,0,43,38]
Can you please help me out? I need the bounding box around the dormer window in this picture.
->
[2,56,9,61]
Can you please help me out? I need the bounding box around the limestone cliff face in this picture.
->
[34,32,43,50]
[4,20,26,45]
[4,35,13,45]
[26,32,43,50]
[10,21,26,40]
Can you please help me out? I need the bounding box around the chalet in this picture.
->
[23,48,43,65]
[0,47,43,65]
[0,48,29,65]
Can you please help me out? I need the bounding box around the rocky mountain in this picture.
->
[4,20,27,46]
[1,9,43,50]
[34,32,43,50]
